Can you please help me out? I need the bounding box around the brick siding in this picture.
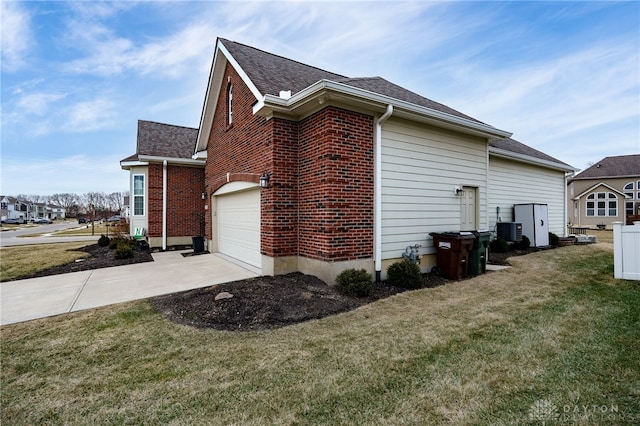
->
[148,163,205,238]
[205,62,375,262]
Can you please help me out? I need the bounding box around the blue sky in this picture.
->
[1,1,639,196]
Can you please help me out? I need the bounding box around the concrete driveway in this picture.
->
[0,251,258,326]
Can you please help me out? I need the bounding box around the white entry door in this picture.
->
[460,186,477,230]
[216,189,261,268]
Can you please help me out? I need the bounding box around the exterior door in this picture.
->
[460,186,477,230]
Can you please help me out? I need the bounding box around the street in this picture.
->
[0,221,99,247]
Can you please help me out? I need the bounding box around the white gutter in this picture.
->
[138,155,205,167]
[489,147,576,172]
[375,105,393,282]
[162,160,167,251]
[255,79,512,140]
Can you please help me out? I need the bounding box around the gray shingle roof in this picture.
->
[335,77,485,124]
[571,154,640,179]
[220,39,571,169]
[221,39,346,96]
[490,137,573,168]
[124,120,198,161]
[221,39,484,124]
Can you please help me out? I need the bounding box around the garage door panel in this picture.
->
[217,189,261,268]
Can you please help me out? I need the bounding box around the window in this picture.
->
[586,192,617,217]
[227,83,233,125]
[626,201,635,216]
[133,175,144,216]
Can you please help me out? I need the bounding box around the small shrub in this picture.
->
[386,259,422,289]
[489,238,509,253]
[114,242,134,259]
[549,232,559,247]
[98,235,110,247]
[109,238,119,250]
[335,269,374,297]
[515,235,531,250]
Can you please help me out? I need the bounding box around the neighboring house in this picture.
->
[122,38,574,283]
[46,204,66,220]
[0,196,28,222]
[121,120,205,249]
[568,154,640,228]
[0,197,65,221]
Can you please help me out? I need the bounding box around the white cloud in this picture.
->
[64,98,118,132]
[440,38,639,145]
[16,92,67,115]
[0,1,32,71]
[63,19,215,78]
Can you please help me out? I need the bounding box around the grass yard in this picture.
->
[1,244,638,424]
[0,242,90,282]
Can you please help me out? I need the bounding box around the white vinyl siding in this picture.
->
[488,157,566,236]
[128,167,148,238]
[381,118,488,259]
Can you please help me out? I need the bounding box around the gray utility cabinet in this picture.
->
[514,203,549,247]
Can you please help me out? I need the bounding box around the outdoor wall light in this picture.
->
[454,186,465,196]
[259,173,271,188]
[201,191,207,200]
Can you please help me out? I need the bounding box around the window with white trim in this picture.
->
[133,175,145,216]
[586,192,617,217]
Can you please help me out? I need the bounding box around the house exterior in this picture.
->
[568,154,640,228]
[121,120,206,249]
[123,38,574,283]
[1,196,28,222]
[1,197,66,222]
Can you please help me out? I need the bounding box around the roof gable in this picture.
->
[573,181,630,200]
[196,38,573,171]
[221,39,346,97]
[572,154,640,179]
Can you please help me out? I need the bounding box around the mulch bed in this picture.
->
[150,272,449,331]
[10,244,154,281]
[16,242,545,330]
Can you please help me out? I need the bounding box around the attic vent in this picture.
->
[279,90,291,100]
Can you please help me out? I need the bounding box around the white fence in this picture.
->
[613,221,640,280]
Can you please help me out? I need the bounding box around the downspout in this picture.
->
[162,160,168,251]
[375,105,393,282]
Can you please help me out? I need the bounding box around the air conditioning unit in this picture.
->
[496,222,522,242]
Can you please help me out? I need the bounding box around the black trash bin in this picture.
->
[468,230,491,276]
[429,232,476,280]
[192,236,205,253]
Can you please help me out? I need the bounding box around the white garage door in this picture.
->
[216,188,261,268]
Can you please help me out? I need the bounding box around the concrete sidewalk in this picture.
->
[0,251,258,326]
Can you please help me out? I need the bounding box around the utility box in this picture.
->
[496,222,522,241]
[515,203,549,247]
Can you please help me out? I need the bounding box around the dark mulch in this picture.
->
[10,243,154,281]
[151,272,449,331]
[14,242,451,330]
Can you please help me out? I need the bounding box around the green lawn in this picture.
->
[1,245,638,425]
[0,242,91,281]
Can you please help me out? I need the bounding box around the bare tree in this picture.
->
[106,192,125,213]
[84,192,108,217]
[51,193,81,217]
